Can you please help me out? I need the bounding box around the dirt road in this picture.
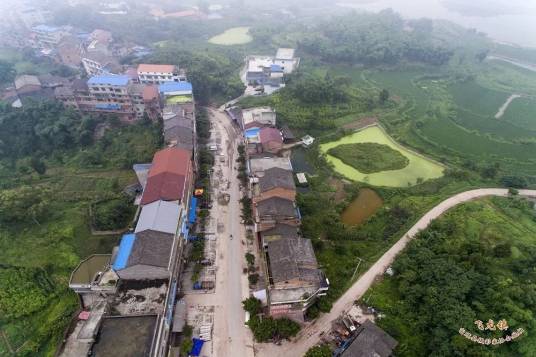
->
[256,188,536,357]
[184,107,253,357]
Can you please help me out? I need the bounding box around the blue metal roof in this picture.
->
[270,64,283,72]
[87,75,130,86]
[188,197,198,224]
[159,81,193,93]
[112,234,136,270]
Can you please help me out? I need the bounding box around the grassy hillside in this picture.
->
[0,109,160,356]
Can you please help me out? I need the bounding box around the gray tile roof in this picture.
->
[267,237,320,284]
[256,197,297,218]
[126,230,173,268]
[257,167,295,192]
[341,320,398,357]
[261,223,299,241]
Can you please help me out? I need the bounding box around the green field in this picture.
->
[449,80,509,117]
[320,126,444,187]
[502,97,536,131]
[208,27,252,45]
[328,143,409,174]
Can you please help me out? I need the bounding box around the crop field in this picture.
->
[208,27,252,45]
[453,108,536,140]
[502,97,536,131]
[320,126,444,187]
[449,80,509,117]
[420,117,536,161]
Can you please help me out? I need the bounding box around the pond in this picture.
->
[320,125,444,187]
[208,27,252,45]
[341,188,383,226]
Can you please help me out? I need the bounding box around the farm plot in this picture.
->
[320,125,444,187]
[449,80,509,117]
[502,97,536,131]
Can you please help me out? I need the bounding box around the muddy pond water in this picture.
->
[340,188,383,226]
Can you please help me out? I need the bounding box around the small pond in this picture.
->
[341,188,383,226]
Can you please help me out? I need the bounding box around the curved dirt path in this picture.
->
[255,188,536,357]
[495,94,521,119]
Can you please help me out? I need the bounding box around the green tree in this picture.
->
[379,89,390,104]
[30,156,47,175]
[0,59,15,84]
[245,252,255,266]
[305,345,332,357]
[242,297,262,314]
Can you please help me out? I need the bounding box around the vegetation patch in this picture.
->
[502,96,536,131]
[208,27,252,45]
[328,143,409,174]
[320,126,444,187]
[369,197,536,356]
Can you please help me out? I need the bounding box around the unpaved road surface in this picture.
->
[495,94,521,119]
[184,107,253,357]
[256,188,536,357]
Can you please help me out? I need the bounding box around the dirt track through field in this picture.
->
[495,94,521,118]
[255,188,536,357]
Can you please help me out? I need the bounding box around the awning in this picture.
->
[190,338,204,356]
[188,197,198,224]
[112,234,136,270]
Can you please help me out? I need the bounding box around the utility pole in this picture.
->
[350,257,364,282]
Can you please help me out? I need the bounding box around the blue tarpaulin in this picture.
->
[190,338,204,356]
[112,234,136,270]
[188,197,198,224]
[245,128,260,138]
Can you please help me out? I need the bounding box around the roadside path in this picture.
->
[256,188,536,357]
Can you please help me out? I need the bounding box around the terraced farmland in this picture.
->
[502,97,536,131]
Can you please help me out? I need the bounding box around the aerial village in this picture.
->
[0,4,398,356]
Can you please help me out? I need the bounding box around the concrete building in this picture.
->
[338,320,398,357]
[82,51,120,76]
[245,56,274,85]
[113,231,174,281]
[274,48,300,74]
[266,237,329,322]
[254,196,300,231]
[31,24,67,47]
[249,157,292,175]
[137,64,187,85]
[69,254,118,308]
[252,167,296,203]
[141,147,193,206]
[240,107,276,130]
[259,127,284,154]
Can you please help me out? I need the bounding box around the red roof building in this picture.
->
[141,148,192,205]
[259,127,283,154]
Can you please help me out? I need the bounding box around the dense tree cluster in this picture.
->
[285,72,349,104]
[93,196,134,231]
[375,198,536,356]
[299,10,453,66]
[0,101,97,162]
[0,186,50,224]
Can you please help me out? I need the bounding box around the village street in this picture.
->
[183,107,254,357]
[256,188,536,357]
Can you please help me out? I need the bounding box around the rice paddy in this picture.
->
[320,126,444,187]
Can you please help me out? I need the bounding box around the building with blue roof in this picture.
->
[113,233,136,271]
[159,82,193,96]
[87,75,130,86]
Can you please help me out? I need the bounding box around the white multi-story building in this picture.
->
[31,24,68,47]
[274,48,299,74]
[137,64,187,85]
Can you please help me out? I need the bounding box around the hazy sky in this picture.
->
[337,0,536,47]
